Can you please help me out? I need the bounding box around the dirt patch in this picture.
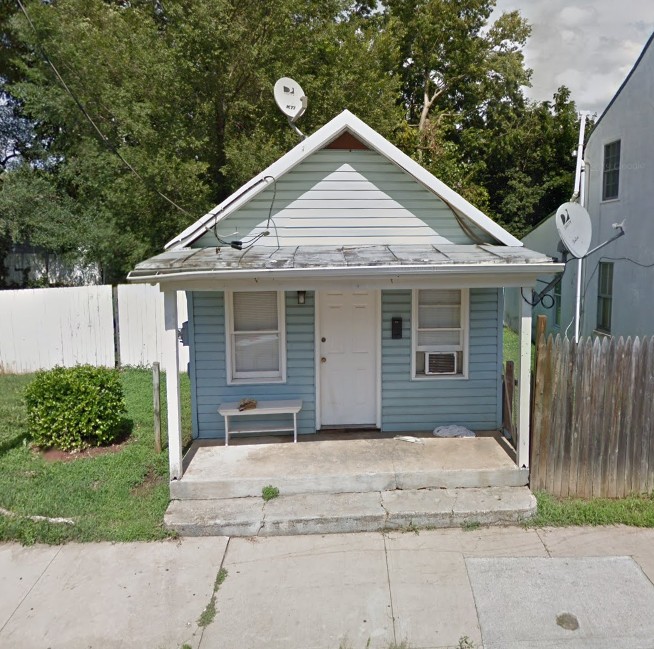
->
[556,613,579,631]
[38,434,132,463]
[130,466,165,497]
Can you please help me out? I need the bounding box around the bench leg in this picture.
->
[224,415,229,447]
[293,412,298,443]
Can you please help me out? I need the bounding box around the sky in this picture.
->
[493,0,654,115]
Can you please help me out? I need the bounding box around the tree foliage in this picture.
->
[0,0,580,282]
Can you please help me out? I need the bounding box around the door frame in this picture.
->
[314,289,382,430]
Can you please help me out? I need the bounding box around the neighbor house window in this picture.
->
[602,140,621,200]
[554,280,562,327]
[226,291,286,383]
[596,262,613,334]
[412,289,468,378]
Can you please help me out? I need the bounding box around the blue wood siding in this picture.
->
[381,288,502,432]
[189,287,502,438]
[189,290,316,439]
[193,150,492,248]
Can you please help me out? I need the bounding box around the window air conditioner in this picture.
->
[425,351,457,375]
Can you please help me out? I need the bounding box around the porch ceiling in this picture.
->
[128,244,561,286]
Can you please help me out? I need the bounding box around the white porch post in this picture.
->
[516,287,532,469]
[163,290,182,480]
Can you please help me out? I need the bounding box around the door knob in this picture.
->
[321,357,327,363]
[321,337,326,343]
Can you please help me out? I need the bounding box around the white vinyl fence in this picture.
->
[0,285,188,374]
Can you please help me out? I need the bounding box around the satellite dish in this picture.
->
[274,77,307,123]
[555,202,592,258]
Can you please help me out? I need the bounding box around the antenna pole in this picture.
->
[573,112,588,342]
[287,117,306,140]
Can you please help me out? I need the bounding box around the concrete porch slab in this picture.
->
[165,486,536,536]
[171,436,527,500]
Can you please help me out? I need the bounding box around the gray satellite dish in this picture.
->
[274,77,307,123]
[556,202,592,258]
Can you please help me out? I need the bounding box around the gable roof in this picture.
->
[166,110,521,249]
[589,32,654,136]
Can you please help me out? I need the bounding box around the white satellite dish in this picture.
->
[555,201,592,258]
[274,77,307,123]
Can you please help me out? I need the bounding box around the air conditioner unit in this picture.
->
[425,351,457,375]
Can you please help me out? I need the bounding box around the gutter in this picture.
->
[128,262,564,284]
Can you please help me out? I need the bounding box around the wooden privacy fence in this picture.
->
[531,335,654,498]
[0,285,188,373]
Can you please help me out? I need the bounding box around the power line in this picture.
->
[15,0,193,218]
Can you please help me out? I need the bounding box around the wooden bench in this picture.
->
[217,399,303,446]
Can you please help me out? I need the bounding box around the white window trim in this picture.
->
[596,262,613,335]
[411,288,469,380]
[225,290,287,385]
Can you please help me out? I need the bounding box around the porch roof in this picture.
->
[128,243,561,285]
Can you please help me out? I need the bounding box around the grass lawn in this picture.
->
[529,492,654,527]
[0,369,191,544]
[504,328,654,527]
[3,348,654,544]
[502,326,535,370]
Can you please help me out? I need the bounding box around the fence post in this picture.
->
[153,362,161,454]
[112,285,121,368]
[531,315,547,440]
[503,360,515,442]
[535,315,547,362]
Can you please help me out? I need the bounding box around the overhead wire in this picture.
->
[520,256,575,308]
[575,254,654,334]
[16,0,193,218]
[19,0,285,257]
[236,175,280,264]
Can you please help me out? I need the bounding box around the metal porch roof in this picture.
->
[128,244,559,284]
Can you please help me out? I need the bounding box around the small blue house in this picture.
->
[129,111,560,480]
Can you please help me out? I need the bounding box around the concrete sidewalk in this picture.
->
[2,526,654,649]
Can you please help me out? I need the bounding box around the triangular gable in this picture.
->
[166,110,521,249]
[589,32,654,137]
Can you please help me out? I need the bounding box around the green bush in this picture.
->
[25,365,127,451]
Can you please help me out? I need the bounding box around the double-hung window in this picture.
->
[602,140,621,201]
[226,291,286,383]
[596,262,613,334]
[412,288,468,378]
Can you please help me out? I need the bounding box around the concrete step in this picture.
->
[172,438,529,500]
[165,486,537,537]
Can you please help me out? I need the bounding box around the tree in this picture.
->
[383,0,530,130]
[2,0,579,282]
[381,0,577,234]
[3,0,402,281]
[483,87,581,237]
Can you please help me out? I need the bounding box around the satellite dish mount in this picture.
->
[274,77,308,139]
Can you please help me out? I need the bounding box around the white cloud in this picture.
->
[492,0,653,114]
[559,6,597,28]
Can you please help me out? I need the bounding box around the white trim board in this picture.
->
[166,110,522,250]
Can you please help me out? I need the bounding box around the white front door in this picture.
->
[318,290,378,427]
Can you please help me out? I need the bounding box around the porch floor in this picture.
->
[167,436,534,536]
[172,435,528,500]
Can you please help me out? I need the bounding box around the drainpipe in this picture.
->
[572,113,588,342]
